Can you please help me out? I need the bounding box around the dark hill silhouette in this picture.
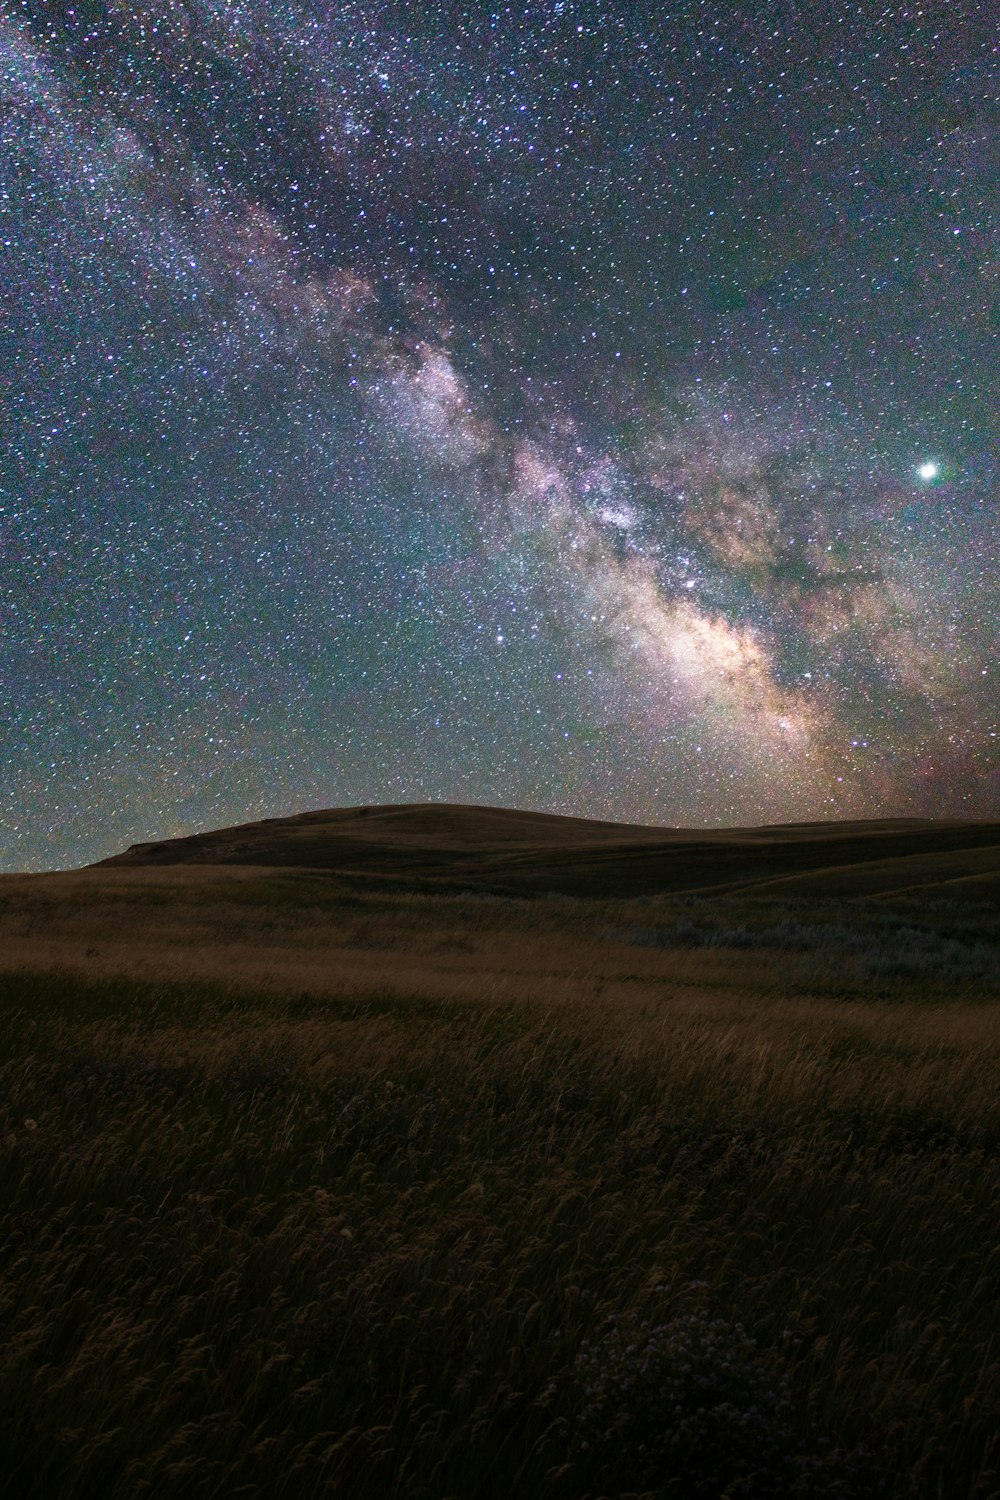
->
[93,803,1000,901]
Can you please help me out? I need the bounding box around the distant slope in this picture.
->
[92,804,1000,901]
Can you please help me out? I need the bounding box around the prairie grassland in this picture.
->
[1,874,999,1497]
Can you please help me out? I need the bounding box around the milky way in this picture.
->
[2,1,997,870]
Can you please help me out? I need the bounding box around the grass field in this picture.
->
[2,811,999,1496]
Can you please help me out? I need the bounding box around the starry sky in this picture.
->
[2,1,997,871]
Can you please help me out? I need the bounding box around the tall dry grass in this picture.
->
[1,886,999,1499]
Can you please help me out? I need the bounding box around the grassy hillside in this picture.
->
[92,802,1000,901]
[1,808,999,1496]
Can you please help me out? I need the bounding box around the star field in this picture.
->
[2,1,997,870]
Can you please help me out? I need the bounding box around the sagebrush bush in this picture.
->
[570,1302,866,1498]
[630,913,1000,988]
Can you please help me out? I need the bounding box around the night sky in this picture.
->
[2,1,997,871]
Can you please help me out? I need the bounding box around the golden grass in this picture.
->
[1,871,999,1495]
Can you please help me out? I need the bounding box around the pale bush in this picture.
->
[570,1303,867,1497]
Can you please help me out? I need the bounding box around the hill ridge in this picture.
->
[92,803,1000,902]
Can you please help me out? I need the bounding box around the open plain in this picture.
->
[2,805,1000,1497]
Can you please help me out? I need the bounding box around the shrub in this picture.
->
[568,1302,863,1498]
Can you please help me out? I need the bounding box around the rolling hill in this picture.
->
[93,802,1000,900]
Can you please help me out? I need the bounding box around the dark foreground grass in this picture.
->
[2,967,999,1498]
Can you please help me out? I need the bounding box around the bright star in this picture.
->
[918,461,940,481]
